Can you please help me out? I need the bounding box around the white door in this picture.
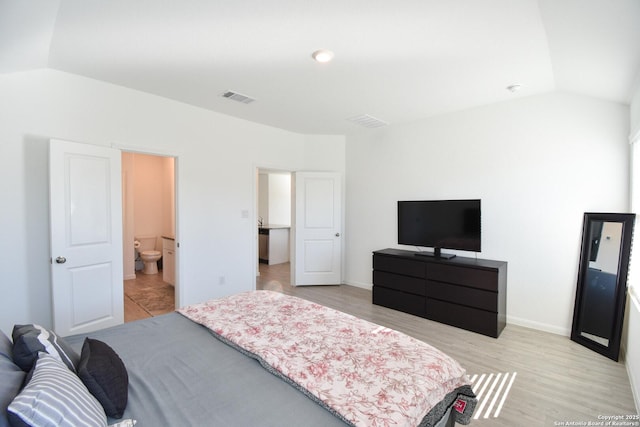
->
[292,172,342,286]
[49,139,123,336]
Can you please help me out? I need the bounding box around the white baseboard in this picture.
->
[343,280,372,291]
[506,314,570,336]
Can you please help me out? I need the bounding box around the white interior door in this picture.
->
[292,172,342,286]
[49,139,123,336]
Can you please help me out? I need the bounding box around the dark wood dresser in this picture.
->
[372,248,507,337]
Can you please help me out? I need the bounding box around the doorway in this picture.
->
[122,152,176,322]
[255,169,343,288]
[256,169,292,288]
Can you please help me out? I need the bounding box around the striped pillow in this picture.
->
[7,352,107,427]
[12,324,79,372]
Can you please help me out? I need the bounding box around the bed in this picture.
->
[1,290,476,427]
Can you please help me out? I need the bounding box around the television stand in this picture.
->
[372,248,507,337]
[414,248,456,260]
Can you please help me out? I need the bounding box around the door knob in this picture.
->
[55,256,67,264]
[335,233,340,237]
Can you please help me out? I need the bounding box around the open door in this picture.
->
[49,139,123,336]
[292,172,342,286]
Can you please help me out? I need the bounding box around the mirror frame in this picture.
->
[570,212,635,361]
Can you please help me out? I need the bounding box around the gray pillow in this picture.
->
[11,324,79,373]
[0,330,26,427]
[0,330,12,360]
[7,352,107,427]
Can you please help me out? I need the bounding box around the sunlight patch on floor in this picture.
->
[469,372,517,420]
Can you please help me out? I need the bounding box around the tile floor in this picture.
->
[124,271,175,322]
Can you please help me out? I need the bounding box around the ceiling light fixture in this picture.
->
[312,49,334,63]
[506,84,522,93]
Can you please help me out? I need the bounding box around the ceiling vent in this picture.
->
[221,90,255,104]
[347,114,388,128]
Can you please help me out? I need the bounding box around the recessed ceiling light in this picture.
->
[312,49,334,63]
[506,84,522,93]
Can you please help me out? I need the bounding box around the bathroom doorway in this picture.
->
[122,152,177,322]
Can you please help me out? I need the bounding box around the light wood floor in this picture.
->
[258,262,638,426]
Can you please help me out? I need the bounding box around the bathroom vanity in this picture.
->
[258,225,290,265]
[162,236,175,285]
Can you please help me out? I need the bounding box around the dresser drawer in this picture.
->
[372,249,506,338]
[426,299,499,338]
[426,281,497,312]
[374,254,426,278]
[374,271,426,296]
[427,263,498,291]
[373,286,426,318]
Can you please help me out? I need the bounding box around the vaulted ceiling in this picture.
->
[2,0,640,134]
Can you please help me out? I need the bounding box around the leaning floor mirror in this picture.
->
[571,212,635,361]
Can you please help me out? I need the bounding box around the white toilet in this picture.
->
[135,236,162,275]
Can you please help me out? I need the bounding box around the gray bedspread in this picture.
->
[65,313,459,427]
[66,313,346,426]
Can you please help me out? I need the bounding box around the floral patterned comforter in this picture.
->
[178,290,476,427]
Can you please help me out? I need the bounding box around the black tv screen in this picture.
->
[397,199,481,253]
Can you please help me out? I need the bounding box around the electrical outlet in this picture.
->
[218,276,225,285]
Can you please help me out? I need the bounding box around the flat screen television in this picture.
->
[397,199,481,259]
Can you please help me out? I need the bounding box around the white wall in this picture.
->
[0,69,345,334]
[257,172,291,226]
[344,92,630,336]
[258,173,270,224]
[631,82,640,140]
[162,156,175,238]
[625,77,640,412]
[268,173,291,226]
[132,153,169,244]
